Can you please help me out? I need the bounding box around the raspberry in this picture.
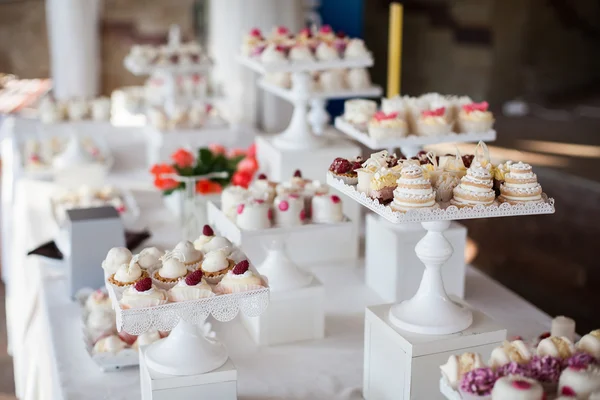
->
[331,195,341,204]
[293,169,302,178]
[258,173,267,180]
[185,270,203,286]
[202,225,214,236]
[351,161,362,171]
[232,260,249,275]
[329,157,352,174]
[134,278,152,292]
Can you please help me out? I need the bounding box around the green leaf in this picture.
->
[198,148,213,167]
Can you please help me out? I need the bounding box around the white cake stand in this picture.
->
[238,55,376,150]
[106,266,269,375]
[327,173,555,335]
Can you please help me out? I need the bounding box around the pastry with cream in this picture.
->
[368,111,408,140]
[241,28,265,56]
[221,185,249,219]
[85,289,113,313]
[356,151,390,193]
[344,38,370,58]
[537,336,575,359]
[86,310,116,343]
[498,162,543,204]
[119,277,168,309]
[450,161,495,208]
[459,367,498,399]
[440,352,485,389]
[173,240,203,269]
[201,235,233,256]
[102,247,133,276]
[249,173,277,203]
[168,270,214,302]
[93,335,128,355]
[390,164,438,212]
[152,253,189,290]
[491,376,543,400]
[489,340,532,369]
[319,69,346,91]
[315,42,339,61]
[215,260,264,294]
[458,101,495,133]
[347,68,371,90]
[107,260,148,290]
[134,247,164,271]
[369,166,402,202]
[261,43,288,64]
[578,330,600,359]
[193,225,216,251]
[132,330,162,350]
[558,365,600,399]
[328,157,363,185]
[200,249,235,283]
[289,44,314,62]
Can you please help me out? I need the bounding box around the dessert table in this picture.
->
[3,120,555,400]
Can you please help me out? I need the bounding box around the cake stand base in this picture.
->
[144,319,228,376]
[256,237,313,291]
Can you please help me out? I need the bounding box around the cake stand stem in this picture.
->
[144,318,228,376]
[399,145,421,159]
[272,71,324,150]
[307,98,330,136]
[388,220,473,334]
[256,236,313,291]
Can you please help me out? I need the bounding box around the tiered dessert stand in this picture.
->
[327,173,555,399]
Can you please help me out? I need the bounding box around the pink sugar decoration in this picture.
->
[255,199,265,204]
[278,201,289,211]
[116,205,126,213]
[421,107,446,118]
[237,204,245,215]
[511,380,531,390]
[374,111,399,121]
[561,386,576,396]
[331,195,341,204]
[462,101,489,113]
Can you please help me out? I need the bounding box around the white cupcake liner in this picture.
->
[151,272,185,291]
[332,174,358,185]
[168,288,215,302]
[214,283,264,295]
[184,259,202,271]
[119,296,168,310]
[416,120,453,137]
[203,273,227,285]
[458,118,494,134]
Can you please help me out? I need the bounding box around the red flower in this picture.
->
[150,163,176,176]
[208,144,225,155]
[171,149,194,168]
[195,180,223,194]
[246,143,257,158]
[237,156,259,174]
[154,176,179,191]
[231,170,253,188]
[227,148,247,158]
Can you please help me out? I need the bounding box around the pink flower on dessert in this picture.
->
[227,148,247,158]
[421,107,446,118]
[278,201,289,211]
[195,180,222,194]
[171,149,194,168]
[237,204,245,214]
[331,195,341,204]
[208,143,225,155]
[463,101,489,113]
[373,111,399,121]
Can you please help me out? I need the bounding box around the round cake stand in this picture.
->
[388,220,473,334]
[144,318,228,375]
[272,72,325,150]
[256,236,313,291]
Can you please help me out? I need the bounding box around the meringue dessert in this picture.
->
[440,352,485,389]
[201,235,233,256]
[201,249,235,283]
[450,161,495,208]
[93,335,128,355]
[537,336,576,359]
[168,270,214,302]
[344,38,370,59]
[119,277,168,309]
[173,240,203,268]
[249,173,277,203]
[193,224,216,251]
[86,310,117,343]
[102,247,133,276]
[134,247,163,271]
[577,330,600,358]
[498,162,543,204]
[215,260,264,294]
[390,164,438,212]
[107,260,148,289]
[85,289,113,313]
[152,253,189,289]
[489,340,532,369]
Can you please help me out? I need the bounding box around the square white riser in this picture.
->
[365,214,466,303]
[240,278,325,346]
[363,303,506,400]
[140,347,237,400]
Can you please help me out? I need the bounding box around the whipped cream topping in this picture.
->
[157,257,187,279]
[466,162,492,179]
[202,249,229,272]
[174,241,202,262]
[174,277,210,288]
[225,270,254,280]
[104,247,132,269]
[400,164,423,177]
[510,161,532,171]
[201,236,233,254]
[501,185,542,194]
[504,182,539,189]
[114,262,142,283]
[137,247,163,269]
[420,116,447,125]
[506,171,536,180]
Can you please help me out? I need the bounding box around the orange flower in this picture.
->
[154,177,179,191]
[208,144,225,155]
[195,180,223,194]
[150,163,176,176]
[231,170,253,188]
[171,149,194,168]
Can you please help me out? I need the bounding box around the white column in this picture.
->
[207,0,303,131]
[46,0,102,100]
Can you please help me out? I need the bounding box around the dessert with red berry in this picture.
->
[119,277,168,309]
[215,260,264,294]
[274,193,306,227]
[168,269,214,302]
[235,197,272,230]
[312,194,344,223]
[328,156,363,185]
[249,173,277,203]
[490,376,544,400]
[558,365,600,399]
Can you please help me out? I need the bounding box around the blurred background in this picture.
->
[1,0,599,397]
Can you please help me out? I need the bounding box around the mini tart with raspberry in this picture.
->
[328,157,362,185]
[119,277,168,309]
[152,256,189,290]
[168,270,214,302]
[200,249,235,284]
[215,260,264,294]
[108,262,149,288]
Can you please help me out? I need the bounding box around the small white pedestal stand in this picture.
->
[327,174,555,399]
[106,266,269,400]
[207,201,356,267]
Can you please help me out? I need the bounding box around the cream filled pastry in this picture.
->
[201,235,233,256]
[499,162,543,204]
[369,166,402,202]
[173,240,203,268]
[537,336,576,359]
[390,164,438,212]
[368,111,408,140]
[491,376,544,400]
[108,260,148,288]
[343,99,377,125]
[489,340,532,369]
[577,330,600,359]
[102,247,133,276]
[315,42,339,61]
[86,310,116,342]
[344,38,369,58]
[416,107,452,137]
[85,289,112,313]
[201,249,234,283]
[119,277,168,309]
[215,260,264,294]
[152,253,189,289]
[558,365,600,399]
[134,247,163,271]
[93,335,128,355]
[168,270,214,302]
[440,352,485,389]
[450,161,495,208]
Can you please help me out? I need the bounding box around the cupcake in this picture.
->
[315,42,339,61]
[86,310,116,343]
[200,249,235,284]
[173,240,203,269]
[319,69,346,91]
[134,247,164,271]
[168,270,214,302]
[459,368,498,399]
[93,335,128,355]
[368,111,408,140]
[289,44,314,62]
[215,260,264,294]
[458,101,494,133]
[152,253,189,290]
[416,107,452,137]
[119,278,168,309]
[537,336,576,359]
[107,261,148,291]
[248,174,277,203]
[328,157,363,185]
[102,247,133,277]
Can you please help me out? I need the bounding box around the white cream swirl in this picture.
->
[157,258,187,279]
[202,250,229,273]
[113,262,142,283]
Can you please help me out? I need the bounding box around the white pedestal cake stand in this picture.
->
[106,272,269,375]
[327,173,555,335]
[334,117,496,158]
[238,55,375,150]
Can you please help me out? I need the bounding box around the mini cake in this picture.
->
[458,101,495,133]
[67,98,89,121]
[265,72,291,88]
[236,197,272,230]
[200,249,235,283]
[499,162,543,204]
[440,352,485,389]
[491,376,543,400]
[268,25,291,44]
[315,42,339,61]
[102,247,133,276]
[193,225,216,251]
[215,260,264,294]
[390,164,438,212]
[416,107,452,137]
[368,111,408,140]
[261,43,287,64]
[221,185,249,218]
[451,161,495,208]
[356,151,390,193]
[119,278,168,309]
[135,247,164,271]
[344,99,378,126]
[85,289,112,313]
[276,170,310,195]
[566,352,598,369]
[152,254,189,290]
[459,368,498,399]
[369,166,402,202]
[381,95,407,120]
[132,331,162,350]
[168,270,214,302]
[304,180,330,197]
[344,39,369,58]
[289,44,314,62]
[489,340,532,369]
[319,69,346,91]
[578,330,600,359]
[317,25,336,43]
[108,261,148,290]
[537,336,576,359]
[434,172,462,203]
[242,28,265,56]
[312,194,344,223]
[173,240,203,269]
[328,157,363,185]
[249,173,277,203]
[347,68,371,90]
[274,193,306,227]
[93,335,127,355]
[558,365,600,398]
